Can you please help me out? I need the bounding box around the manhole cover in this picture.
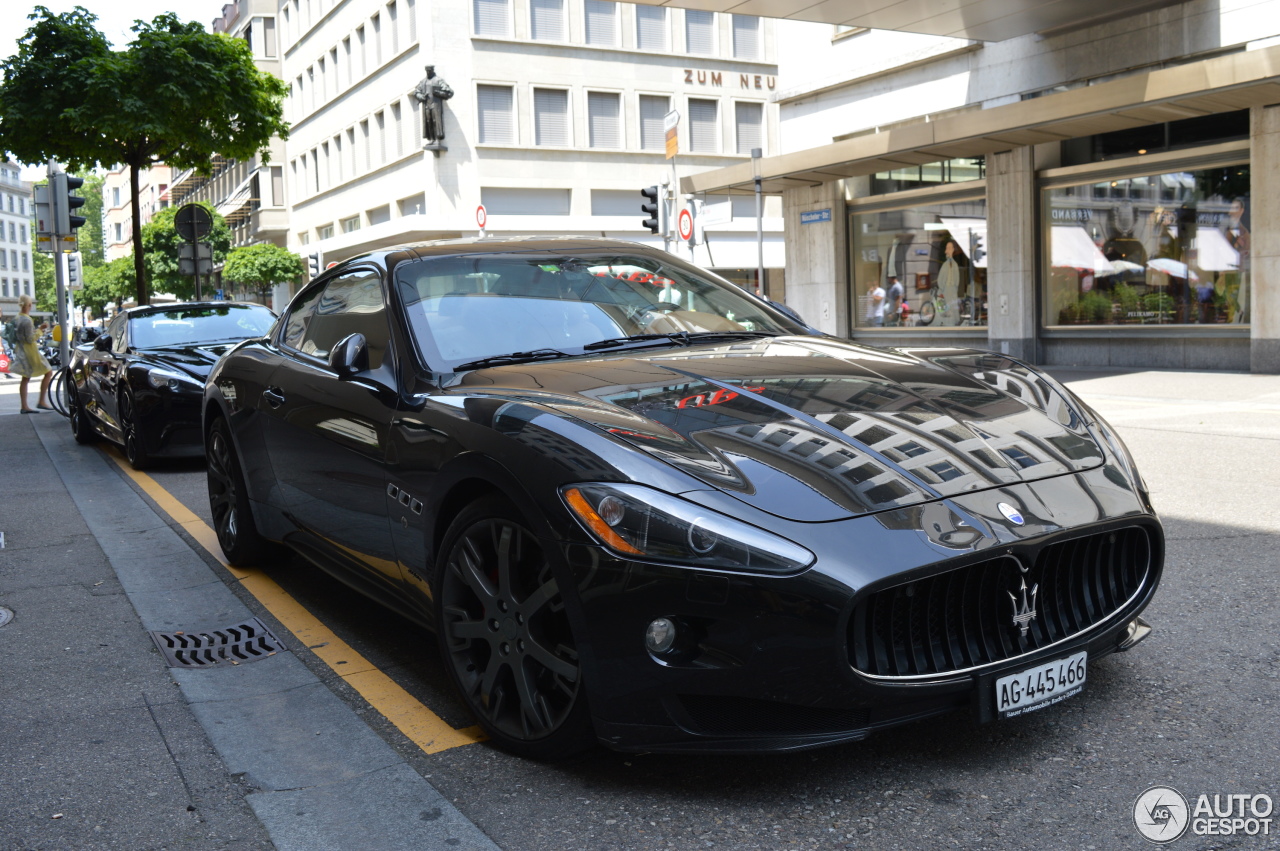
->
[149,617,286,668]
[0,606,13,628]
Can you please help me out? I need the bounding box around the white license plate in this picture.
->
[995,651,1087,718]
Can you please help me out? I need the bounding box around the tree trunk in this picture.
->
[129,162,148,306]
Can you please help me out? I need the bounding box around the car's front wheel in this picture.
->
[69,386,98,445]
[435,495,594,760]
[119,388,149,469]
[206,416,273,566]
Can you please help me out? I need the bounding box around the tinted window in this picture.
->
[128,306,275,349]
[285,270,389,368]
[108,315,128,354]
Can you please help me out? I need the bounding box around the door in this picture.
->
[83,314,128,436]
[262,268,402,585]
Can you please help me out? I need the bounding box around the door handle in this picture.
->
[263,386,286,409]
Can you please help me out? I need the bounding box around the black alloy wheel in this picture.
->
[69,387,98,445]
[206,417,272,566]
[436,496,593,759]
[119,388,149,469]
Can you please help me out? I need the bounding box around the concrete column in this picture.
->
[986,147,1038,362]
[781,183,848,336]
[1251,105,1280,373]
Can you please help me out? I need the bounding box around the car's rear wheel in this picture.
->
[436,496,593,760]
[119,388,149,469]
[69,386,98,445]
[206,416,273,566]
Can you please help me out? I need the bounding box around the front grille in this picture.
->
[677,695,870,737]
[850,526,1152,677]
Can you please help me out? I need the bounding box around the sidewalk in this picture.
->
[0,409,499,851]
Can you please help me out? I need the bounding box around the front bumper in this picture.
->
[562,468,1163,754]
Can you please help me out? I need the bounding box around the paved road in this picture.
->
[4,367,1278,850]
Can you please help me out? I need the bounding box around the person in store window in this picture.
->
[1221,197,1249,323]
[937,240,963,324]
[864,281,886,327]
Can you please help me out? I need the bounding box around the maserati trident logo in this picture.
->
[997,502,1025,525]
[1008,576,1039,638]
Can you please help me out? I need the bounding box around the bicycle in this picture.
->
[917,286,948,326]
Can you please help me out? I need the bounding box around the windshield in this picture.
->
[128,305,275,349]
[395,250,803,370]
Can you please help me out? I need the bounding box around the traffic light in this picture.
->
[640,185,660,234]
[970,232,986,264]
[34,185,52,235]
[67,252,83,289]
[307,252,321,278]
[52,172,87,233]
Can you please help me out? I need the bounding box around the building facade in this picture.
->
[0,160,34,316]
[103,165,174,261]
[275,0,786,302]
[688,1,1280,373]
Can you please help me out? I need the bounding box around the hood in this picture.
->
[143,343,237,380]
[455,337,1105,522]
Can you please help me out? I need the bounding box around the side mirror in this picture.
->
[328,332,369,379]
[80,327,101,343]
[94,334,113,352]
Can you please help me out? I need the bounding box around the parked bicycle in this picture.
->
[917,286,948,326]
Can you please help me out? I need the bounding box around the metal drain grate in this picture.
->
[149,617,286,668]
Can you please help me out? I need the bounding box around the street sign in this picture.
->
[664,109,680,160]
[476,204,487,229]
[174,204,213,242]
[179,243,213,261]
[678,208,694,242]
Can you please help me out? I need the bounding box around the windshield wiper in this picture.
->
[453,348,573,370]
[582,330,776,351]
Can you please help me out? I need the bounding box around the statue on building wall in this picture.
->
[413,66,454,147]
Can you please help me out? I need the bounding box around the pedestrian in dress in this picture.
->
[11,294,53,414]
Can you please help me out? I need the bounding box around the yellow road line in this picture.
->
[101,446,485,754]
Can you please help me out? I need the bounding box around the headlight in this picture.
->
[561,483,814,575]
[147,368,201,392]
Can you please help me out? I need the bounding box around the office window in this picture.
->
[639,94,668,150]
[732,15,759,59]
[584,0,616,46]
[685,10,714,55]
[391,102,404,158]
[407,0,417,41]
[477,85,514,144]
[21,253,27,272]
[388,1,399,54]
[319,224,335,239]
[375,110,386,165]
[530,0,565,41]
[635,5,666,50]
[330,47,339,90]
[271,166,284,206]
[735,101,762,154]
[20,224,26,243]
[587,91,620,148]
[113,187,121,207]
[361,119,371,170]
[343,38,352,86]
[533,88,569,146]
[264,17,277,57]
[114,223,123,242]
[341,215,360,233]
[474,0,510,36]
[688,98,718,152]
[334,135,344,182]
[371,13,382,66]
[317,57,327,103]
[356,26,366,76]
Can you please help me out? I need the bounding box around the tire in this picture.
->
[918,300,936,326]
[119,388,150,470]
[69,387,99,445]
[435,495,594,760]
[206,416,273,566]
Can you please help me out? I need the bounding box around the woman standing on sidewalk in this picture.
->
[10,294,53,413]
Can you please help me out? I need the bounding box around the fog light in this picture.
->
[645,617,677,654]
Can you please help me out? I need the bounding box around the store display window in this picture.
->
[1043,164,1250,326]
[850,199,987,329]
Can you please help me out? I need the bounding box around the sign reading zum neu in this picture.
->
[800,209,832,225]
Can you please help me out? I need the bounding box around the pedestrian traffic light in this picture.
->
[52,172,87,233]
[67,252,83,289]
[34,185,52,236]
[640,185,660,234]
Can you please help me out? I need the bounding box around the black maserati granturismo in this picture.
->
[68,301,276,468]
[202,238,1161,758]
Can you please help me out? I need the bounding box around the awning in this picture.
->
[682,44,1280,196]
[1196,227,1241,272]
[216,173,255,224]
[1051,226,1111,274]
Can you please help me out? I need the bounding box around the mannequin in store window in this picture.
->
[936,240,964,324]
[1221,197,1249,323]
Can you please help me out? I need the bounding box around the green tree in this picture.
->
[141,203,232,301]
[221,242,305,301]
[79,256,137,317]
[0,7,289,306]
[33,250,55,312]
[75,170,106,268]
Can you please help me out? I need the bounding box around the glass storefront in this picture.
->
[1044,164,1250,326]
[850,199,987,329]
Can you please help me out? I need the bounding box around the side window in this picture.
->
[111,316,128,354]
[287,270,390,368]
[281,283,325,351]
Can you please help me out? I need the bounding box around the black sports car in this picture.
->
[68,301,276,468]
[203,238,1161,758]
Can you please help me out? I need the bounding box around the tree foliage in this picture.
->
[0,7,289,305]
[33,250,55,312]
[79,256,137,316]
[75,170,106,268]
[222,243,305,298]
[141,202,231,301]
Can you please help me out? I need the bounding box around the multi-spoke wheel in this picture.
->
[69,386,98,445]
[206,417,273,565]
[918,300,936,326]
[119,388,149,469]
[436,496,593,759]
